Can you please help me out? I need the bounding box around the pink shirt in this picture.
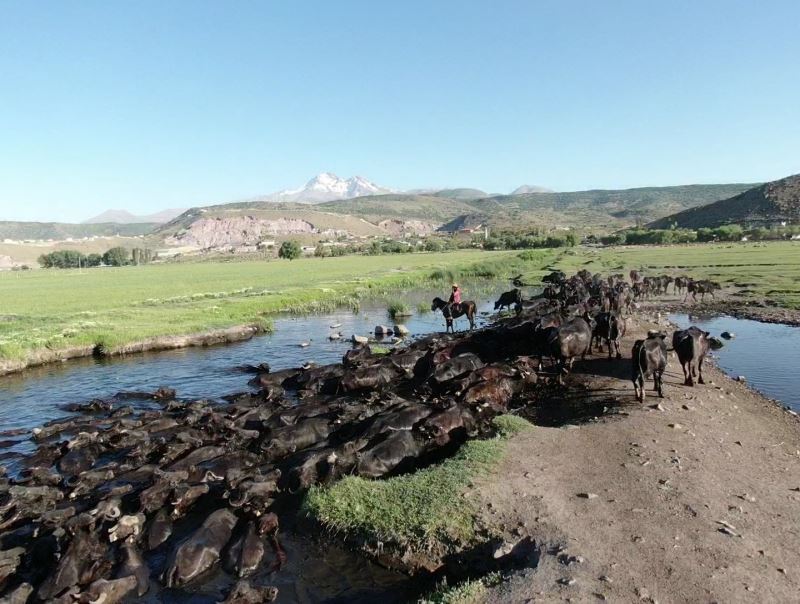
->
[450,289,462,304]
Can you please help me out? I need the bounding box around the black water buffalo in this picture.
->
[462,377,516,411]
[553,317,593,377]
[542,270,566,284]
[356,430,421,478]
[431,353,484,385]
[223,580,278,604]
[672,326,710,386]
[261,418,332,460]
[631,333,668,402]
[494,288,523,311]
[684,279,720,303]
[592,311,627,359]
[340,362,398,392]
[163,508,238,587]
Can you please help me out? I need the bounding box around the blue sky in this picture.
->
[1,1,798,222]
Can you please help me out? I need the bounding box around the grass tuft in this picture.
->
[302,416,533,553]
[419,572,503,604]
[387,302,412,319]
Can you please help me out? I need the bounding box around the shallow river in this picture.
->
[2,291,797,601]
[670,313,800,412]
[0,288,502,603]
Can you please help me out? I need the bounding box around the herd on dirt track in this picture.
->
[0,269,718,603]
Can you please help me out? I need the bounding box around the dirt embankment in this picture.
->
[643,286,800,326]
[0,324,262,376]
[473,315,800,603]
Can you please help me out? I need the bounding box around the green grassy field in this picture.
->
[552,240,800,308]
[0,250,554,362]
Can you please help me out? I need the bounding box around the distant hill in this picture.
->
[84,208,186,224]
[648,174,800,229]
[429,188,488,200]
[318,194,479,223]
[472,183,757,229]
[0,222,157,241]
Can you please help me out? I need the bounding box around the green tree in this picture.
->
[103,246,130,267]
[314,244,329,258]
[86,253,103,267]
[278,240,301,260]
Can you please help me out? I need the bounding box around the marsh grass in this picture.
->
[0,251,553,361]
[387,302,412,319]
[302,415,532,554]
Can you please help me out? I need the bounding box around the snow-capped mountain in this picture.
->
[269,173,393,203]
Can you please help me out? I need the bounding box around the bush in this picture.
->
[278,240,301,260]
[103,247,130,267]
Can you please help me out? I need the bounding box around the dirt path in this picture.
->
[474,315,800,603]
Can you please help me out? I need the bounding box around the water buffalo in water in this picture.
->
[224,520,267,578]
[431,353,484,385]
[356,430,422,478]
[672,326,710,386]
[462,377,516,412]
[340,363,398,392]
[631,333,668,402]
[76,575,138,604]
[421,405,475,444]
[494,288,523,311]
[592,311,627,359]
[222,580,278,604]
[261,418,332,460]
[116,541,149,596]
[163,508,238,587]
[542,270,566,284]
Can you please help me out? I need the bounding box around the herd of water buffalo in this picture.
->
[0,268,717,603]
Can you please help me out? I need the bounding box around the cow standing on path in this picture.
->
[631,332,668,402]
[672,326,710,386]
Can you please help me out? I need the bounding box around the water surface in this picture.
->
[670,313,800,411]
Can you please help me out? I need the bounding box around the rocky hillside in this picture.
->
[648,174,800,229]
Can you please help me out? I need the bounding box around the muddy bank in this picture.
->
[471,315,800,603]
[0,325,264,377]
[652,293,800,327]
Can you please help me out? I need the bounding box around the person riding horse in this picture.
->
[448,283,462,310]
[431,284,476,332]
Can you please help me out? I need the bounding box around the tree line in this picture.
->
[595,224,800,246]
[37,247,155,269]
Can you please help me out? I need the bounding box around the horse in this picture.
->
[431,297,476,333]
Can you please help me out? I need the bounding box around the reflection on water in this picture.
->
[670,313,800,411]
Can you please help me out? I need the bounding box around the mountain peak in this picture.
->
[271,173,391,203]
[83,208,186,224]
[511,184,554,195]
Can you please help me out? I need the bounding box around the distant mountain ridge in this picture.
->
[0,222,156,241]
[84,208,186,224]
[648,174,800,229]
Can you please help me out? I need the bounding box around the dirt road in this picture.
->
[474,315,800,603]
